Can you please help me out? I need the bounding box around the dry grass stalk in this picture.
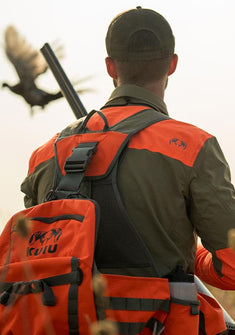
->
[228,229,235,250]
[90,320,118,335]
[0,214,56,335]
[12,214,31,238]
[91,274,118,334]
[93,273,107,297]
[0,214,31,284]
[92,273,110,314]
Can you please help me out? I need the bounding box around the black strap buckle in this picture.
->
[64,142,98,173]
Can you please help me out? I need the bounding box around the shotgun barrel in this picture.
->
[40,43,88,119]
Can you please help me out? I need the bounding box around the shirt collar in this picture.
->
[102,84,169,116]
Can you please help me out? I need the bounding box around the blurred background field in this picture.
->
[207,286,235,320]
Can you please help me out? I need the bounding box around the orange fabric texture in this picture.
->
[86,106,213,168]
[129,119,212,167]
[103,274,170,330]
[56,132,128,177]
[195,245,235,289]
[163,302,199,335]
[102,273,227,335]
[86,106,150,130]
[198,292,227,335]
[28,133,59,175]
[103,274,170,300]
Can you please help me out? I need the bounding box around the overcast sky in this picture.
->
[0,0,235,231]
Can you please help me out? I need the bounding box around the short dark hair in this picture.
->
[113,30,172,85]
[114,58,172,85]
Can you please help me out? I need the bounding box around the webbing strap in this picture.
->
[0,265,82,293]
[68,284,79,335]
[116,317,165,335]
[107,297,169,335]
[68,257,80,335]
[54,142,98,199]
[108,297,170,312]
[171,297,200,315]
[199,312,207,335]
[118,322,146,335]
[0,257,82,309]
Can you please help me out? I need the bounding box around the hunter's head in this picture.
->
[105,6,178,93]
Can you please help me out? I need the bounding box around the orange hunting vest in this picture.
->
[53,106,228,335]
[0,106,227,335]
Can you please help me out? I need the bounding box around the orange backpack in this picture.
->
[0,199,98,335]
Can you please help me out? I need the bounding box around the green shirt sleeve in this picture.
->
[190,136,235,276]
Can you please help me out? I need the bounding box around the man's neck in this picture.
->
[143,81,165,100]
[117,79,166,100]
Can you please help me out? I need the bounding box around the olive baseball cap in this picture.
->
[106,6,175,61]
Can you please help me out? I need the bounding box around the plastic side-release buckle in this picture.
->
[64,142,98,173]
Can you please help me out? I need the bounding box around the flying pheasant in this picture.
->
[2,26,78,114]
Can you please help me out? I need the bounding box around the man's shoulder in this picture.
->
[58,118,85,138]
[142,116,213,143]
[129,117,214,167]
[165,118,213,141]
[28,118,84,174]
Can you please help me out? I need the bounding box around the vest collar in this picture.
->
[102,84,168,116]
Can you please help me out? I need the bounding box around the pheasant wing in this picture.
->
[4,25,49,85]
[4,26,64,85]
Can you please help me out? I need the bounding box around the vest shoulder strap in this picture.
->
[49,107,169,199]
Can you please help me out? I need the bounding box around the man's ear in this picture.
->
[105,57,118,79]
[168,54,178,76]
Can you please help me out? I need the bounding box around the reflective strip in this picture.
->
[108,297,170,312]
[169,282,197,301]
